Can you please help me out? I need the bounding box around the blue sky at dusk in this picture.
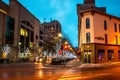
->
[3,0,120,47]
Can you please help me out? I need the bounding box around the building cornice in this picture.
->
[80,9,120,20]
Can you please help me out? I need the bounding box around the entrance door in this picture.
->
[88,54,91,63]
[84,50,91,63]
[84,54,87,63]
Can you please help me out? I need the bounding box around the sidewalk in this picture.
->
[77,62,120,68]
[66,58,120,68]
[43,58,120,68]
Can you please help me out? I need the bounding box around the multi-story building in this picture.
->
[77,0,106,50]
[0,0,42,61]
[39,25,44,47]
[77,0,120,63]
[41,20,62,51]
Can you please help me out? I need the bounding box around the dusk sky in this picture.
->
[3,0,120,47]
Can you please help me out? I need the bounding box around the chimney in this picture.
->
[84,0,95,4]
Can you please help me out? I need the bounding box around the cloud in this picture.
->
[50,0,73,22]
[49,0,78,47]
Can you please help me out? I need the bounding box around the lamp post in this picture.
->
[58,33,62,38]
[18,42,21,59]
[63,41,68,66]
[57,33,62,59]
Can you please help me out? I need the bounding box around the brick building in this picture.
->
[0,0,43,61]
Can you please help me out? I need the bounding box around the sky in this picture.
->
[2,0,120,47]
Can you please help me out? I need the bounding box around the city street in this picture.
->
[0,62,70,80]
[0,62,120,80]
[59,63,120,80]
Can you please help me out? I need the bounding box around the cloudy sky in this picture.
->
[3,0,120,47]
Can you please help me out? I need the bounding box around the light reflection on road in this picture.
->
[0,63,120,80]
[59,66,120,80]
[0,63,68,80]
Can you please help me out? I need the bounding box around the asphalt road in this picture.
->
[0,62,120,80]
[59,63,120,80]
[0,62,70,80]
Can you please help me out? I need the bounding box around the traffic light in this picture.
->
[63,44,68,50]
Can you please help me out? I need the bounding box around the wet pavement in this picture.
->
[0,62,70,80]
[0,62,120,80]
[59,63,120,80]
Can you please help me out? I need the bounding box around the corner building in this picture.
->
[77,0,120,63]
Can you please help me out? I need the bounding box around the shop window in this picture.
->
[107,50,114,60]
[118,50,120,60]
[98,49,105,61]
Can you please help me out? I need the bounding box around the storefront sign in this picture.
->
[95,37,104,40]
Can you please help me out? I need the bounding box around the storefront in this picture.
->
[81,43,120,63]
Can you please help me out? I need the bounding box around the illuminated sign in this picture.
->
[0,9,7,14]
[20,28,28,37]
[30,42,33,48]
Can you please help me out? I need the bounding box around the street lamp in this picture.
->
[58,33,62,38]
[64,41,68,44]
[56,33,62,58]
[63,41,69,66]
[18,42,21,58]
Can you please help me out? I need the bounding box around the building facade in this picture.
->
[41,20,62,51]
[77,0,106,50]
[0,0,42,61]
[77,0,120,63]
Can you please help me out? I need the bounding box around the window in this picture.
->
[104,20,107,30]
[31,31,34,42]
[21,20,33,29]
[118,50,120,60]
[86,33,90,43]
[36,35,38,39]
[40,35,43,40]
[98,49,105,61]
[105,34,108,43]
[107,50,114,60]
[40,30,44,34]
[114,23,117,32]
[86,18,90,29]
[6,16,15,45]
[115,36,118,44]
[119,24,120,33]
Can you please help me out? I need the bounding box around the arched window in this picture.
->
[86,18,90,28]
[86,33,90,43]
